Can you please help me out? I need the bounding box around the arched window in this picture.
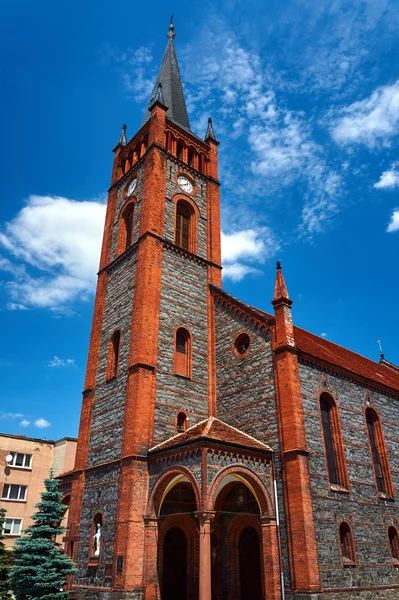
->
[123,204,134,251]
[187,147,195,167]
[107,330,120,380]
[175,201,194,251]
[176,140,185,161]
[366,408,392,496]
[176,411,188,433]
[389,526,399,564]
[339,522,356,566]
[174,328,191,378]
[320,394,348,489]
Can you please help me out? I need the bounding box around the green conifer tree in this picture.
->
[10,471,75,600]
[0,508,11,599]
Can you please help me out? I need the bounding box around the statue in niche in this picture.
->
[93,523,102,556]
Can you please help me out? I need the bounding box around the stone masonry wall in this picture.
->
[214,302,291,586]
[153,247,209,445]
[299,359,399,597]
[87,252,137,467]
[74,464,120,589]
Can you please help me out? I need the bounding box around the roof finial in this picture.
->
[117,123,127,147]
[168,14,175,39]
[377,339,384,360]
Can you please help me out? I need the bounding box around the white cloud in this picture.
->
[0,195,106,310]
[0,411,24,420]
[221,227,279,281]
[100,43,154,102]
[321,332,328,338]
[387,210,399,232]
[34,418,50,428]
[223,263,259,282]
[374,165,399,189]
[331,80,399,147]
[20,419,30,427]
[47,356,76,368]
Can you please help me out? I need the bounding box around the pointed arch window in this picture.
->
[107,330,121,380]
[174,328,191,378]
[175,201,195,252]
[320,394,348,490]
[389,526,399,565]
[366,408,393,497]
[339,522,356,566]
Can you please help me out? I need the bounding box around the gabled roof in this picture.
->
[211,285,399,393]
[141,25,190,130]
[294,326,399,392]
[149,416,272,454]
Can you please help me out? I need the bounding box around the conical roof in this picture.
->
[141,23,190,129]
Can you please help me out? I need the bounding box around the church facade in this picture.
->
[62,23,399,600]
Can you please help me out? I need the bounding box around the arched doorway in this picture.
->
[211,478,264,600]
[239,526,262,600]
[162,527,187,600]
[158,480,198,600]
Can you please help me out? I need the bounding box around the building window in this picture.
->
[2,484,27,501]
[176,412,188,433]
[198,153,205,173]
[8,452,32,469]
[123,204,134,251]
[234,333,250,356]
[339,522,356,566]
[166,132,174,152]
[174,328,191,378]
[175,202,194,251]
[3,518,23,536]
[187,147,195,167]
[366,408,392,496]
[320,394,348,489]
[389,526,399,565]
[176,141,185,161]
[107,330,121,380]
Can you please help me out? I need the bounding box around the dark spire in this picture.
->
[205,117,217,142]
[141,21,190,129]
[117,124,127,147]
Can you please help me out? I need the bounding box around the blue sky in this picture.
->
[0,0,398,440]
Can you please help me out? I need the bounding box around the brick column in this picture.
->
[142,516,159,600]
[196,512,214,600]
[261,516,282,600]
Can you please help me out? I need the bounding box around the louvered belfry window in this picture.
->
[176,203,191,251]
[124,204,134,250]
[366,408,392,495]
[320,395,339,485]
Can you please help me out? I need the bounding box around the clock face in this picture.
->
[177,175,193,194]
[127,178,137,196]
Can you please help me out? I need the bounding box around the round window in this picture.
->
[234,333,250,356]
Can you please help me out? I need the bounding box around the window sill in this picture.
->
[106,376,117,383]
[4,534,22,538]
[174,373,191,381]
[1,498,27,503]
[330,484,349,494]
[392,559,399,567]
[7,466,32,471]
[342,558,356,567]
[378,492,394,501]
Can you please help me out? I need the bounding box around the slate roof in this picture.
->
[149,416,273,454]
[141,32,190,130]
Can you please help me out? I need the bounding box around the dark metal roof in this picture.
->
[141,25,190,130]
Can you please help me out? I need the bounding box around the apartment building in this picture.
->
[0,433,76,549]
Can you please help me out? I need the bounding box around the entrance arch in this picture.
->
[239,526,262,600]
[162,526,187,600]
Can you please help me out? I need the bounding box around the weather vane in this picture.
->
[376,339,384,359]
[170,14,174,24]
